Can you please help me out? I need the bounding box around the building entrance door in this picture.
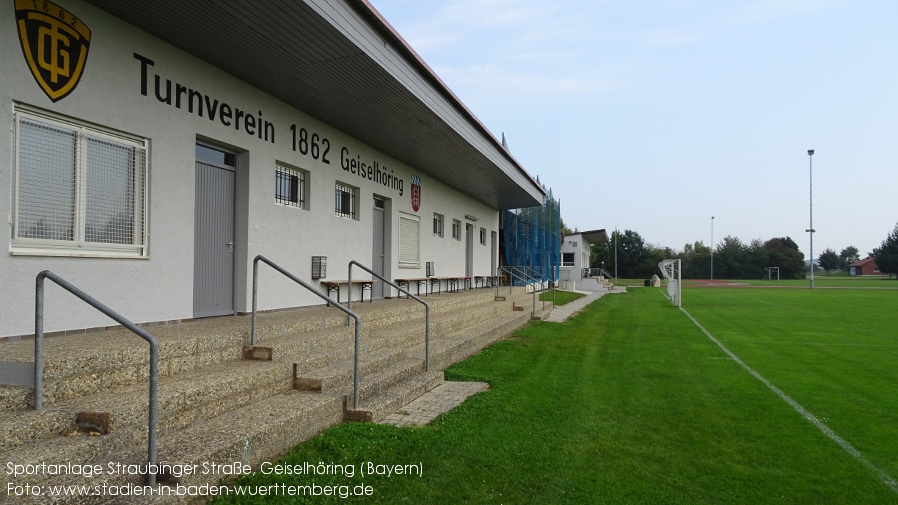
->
[193,144,236,317]
[465,223,474,277]
[372,198,386,299]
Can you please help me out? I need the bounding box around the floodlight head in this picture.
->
[808,149,815,156]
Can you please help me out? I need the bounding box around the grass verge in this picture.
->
[212,288,896,504]
[539,289,584,306]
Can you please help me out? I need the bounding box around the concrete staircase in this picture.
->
[0,286,547,503]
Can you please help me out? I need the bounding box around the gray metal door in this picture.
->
[193,145,236,317]
[372,199,385,299]
[491,231,498,276]
[465,223,474,277]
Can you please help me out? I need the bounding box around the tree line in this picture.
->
[586,221,898,280]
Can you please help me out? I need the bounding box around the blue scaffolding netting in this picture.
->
[502,187,561,282]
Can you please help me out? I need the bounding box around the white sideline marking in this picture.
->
[679,306,898,493]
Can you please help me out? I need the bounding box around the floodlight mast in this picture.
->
[806,149,815,289]
[710,216,715,280]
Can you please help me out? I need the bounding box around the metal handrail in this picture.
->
[582,267,614,280]
[35,271,159,486]
[522,267,556,313]
[496,266,529,294]
[523,267,555,312]
[496,266,540,317]
[251,255,363,409]
[347,261,430,371]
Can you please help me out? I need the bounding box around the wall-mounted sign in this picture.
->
[15,0,91,102]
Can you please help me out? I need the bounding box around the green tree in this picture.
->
[764,237,806,279]
[713,236,750,278]
[818,248,840,275]
[681,241,711,279]
[591,229,651,278]
[872,222,898,279]
[839,246,860,272]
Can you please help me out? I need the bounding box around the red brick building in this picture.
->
[848,257,880,276]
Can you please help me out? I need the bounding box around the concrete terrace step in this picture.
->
[358,370,445,422]
[8,392,344,504]
[0,287,525,411]
[0,302,483,456]
[0,286,543,500]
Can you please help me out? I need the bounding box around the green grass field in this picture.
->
[540,289,584,306]
[213,286,898,504]
[686,276,897,288]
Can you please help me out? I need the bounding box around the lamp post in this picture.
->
[806,149,815,289]
[614,227,618,280]
[710,216,715,280]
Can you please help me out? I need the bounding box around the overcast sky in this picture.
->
[368,0,897,258]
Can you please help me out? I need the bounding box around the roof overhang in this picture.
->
[84,0,546,210]
[565,229,609,245]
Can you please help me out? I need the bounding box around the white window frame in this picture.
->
[433,213,444,237]
[11,106,149,258]
[562,252,575,267]
[451,219,461,241]
[275,162,308,210]
[399,212,420,268]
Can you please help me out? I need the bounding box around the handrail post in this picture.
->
[347,263,353,327]
[251,258,259,345]
[252,256,363,408]
[349,261,430,371]
[532,282,536,317]
[34,271,158,486]
[34,275,44,411]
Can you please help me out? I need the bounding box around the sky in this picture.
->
[367,0,898,259]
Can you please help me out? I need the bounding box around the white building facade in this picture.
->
[559,230,609,288]
[0,0,544,339]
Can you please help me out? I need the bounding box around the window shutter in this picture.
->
[399,213,420,267]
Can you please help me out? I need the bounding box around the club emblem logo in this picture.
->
[15,0,92,102]
[410,175,421,212]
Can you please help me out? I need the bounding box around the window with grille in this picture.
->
[335,182,356,219]
[433,213,444,237]
[452,219,461,241]
[275,163,306,209]
[399,212,420,268]
[12,108,148,257]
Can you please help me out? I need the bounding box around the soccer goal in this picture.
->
[658,259,682,307]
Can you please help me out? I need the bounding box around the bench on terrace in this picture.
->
[428,276,473,294]
[320,279,373,305]
[394,278,429,298]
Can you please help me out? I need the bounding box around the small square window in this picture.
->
[452,219,461,241]
[275,163,307,209]
[563,253,575,267]
[335,182,357,219]
[433,213,444,237]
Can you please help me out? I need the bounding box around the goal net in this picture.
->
[658,259,682,307]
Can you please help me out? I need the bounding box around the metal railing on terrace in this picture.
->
[582,267,614,280]
[347,260,430,371]
[251,255,363,409]
[34,271,160,486]
[496,266,555,317]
